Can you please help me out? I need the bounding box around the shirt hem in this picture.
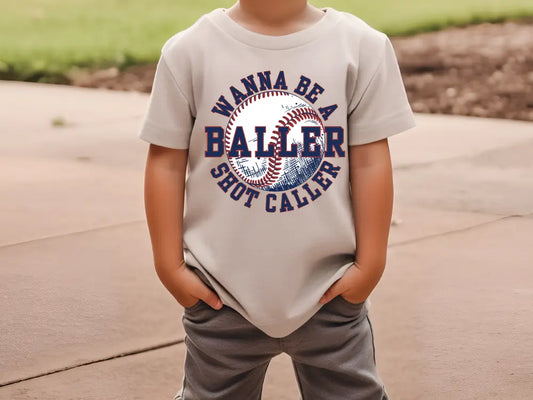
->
[138,120,190,149]
[349,108,417,145]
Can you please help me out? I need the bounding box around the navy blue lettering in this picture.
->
[266,194,276,212]
[218,172,238,192]
[301,183,321,201]
[257,71,272,91]
[244,187,260,208]
[211,96,235,117]
[324,126,345,157]
[278,126,297,157]
[302,126,321,157]
[210,162,229,178]
[319,160,341,178]
[294,75,311,96]
[318,104,338,121]
[205,126,224,157]
[311,170,332,191]
[230,183,247,200]
[240,74,259,96]
[230,86,247,105]
[228,127,252,157]
[305,83,324,104]
[255,126,275,157]
[290,189,309,208]
[280,193,294,212]
[273,70,288,90]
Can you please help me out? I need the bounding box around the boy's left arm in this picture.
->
[320,138,393,304]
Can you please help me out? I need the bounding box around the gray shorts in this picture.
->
[174,267,389,400]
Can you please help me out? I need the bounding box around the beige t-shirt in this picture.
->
[138,7,416,338]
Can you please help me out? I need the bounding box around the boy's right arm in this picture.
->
[143,143,223,310]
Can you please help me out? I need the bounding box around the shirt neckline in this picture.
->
[207,7,340,50]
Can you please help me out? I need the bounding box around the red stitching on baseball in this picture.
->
[225,91,324,189]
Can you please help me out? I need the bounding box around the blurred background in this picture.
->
[1,0,532,120]
[1,1,532,399]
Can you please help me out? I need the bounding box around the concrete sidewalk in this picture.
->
[1,80,532,399]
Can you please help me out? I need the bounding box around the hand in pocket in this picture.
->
[168,263,223,310]
[319,262,370,305]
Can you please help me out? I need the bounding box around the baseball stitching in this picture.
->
[225,90,325,188]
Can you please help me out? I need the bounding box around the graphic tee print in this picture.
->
[225,90,325,192]
[207,73,345,213]
[138,7,416,337]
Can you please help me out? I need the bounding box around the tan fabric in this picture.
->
[138,7,416,338]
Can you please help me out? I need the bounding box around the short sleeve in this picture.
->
[138,53,194,149]
[348,36,416,146]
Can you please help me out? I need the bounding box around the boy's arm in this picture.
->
[143,143,223,310]
[319,138,393,304]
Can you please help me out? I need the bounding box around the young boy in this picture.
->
[139,1,416,399]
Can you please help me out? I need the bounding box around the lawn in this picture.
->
[1,0,532,82]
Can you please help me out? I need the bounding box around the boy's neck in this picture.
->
[226,0,325,35]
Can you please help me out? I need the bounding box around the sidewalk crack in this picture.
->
[390,213,529,247]
[0,338,184,387]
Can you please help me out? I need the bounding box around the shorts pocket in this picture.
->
[338,294,366,307]
[318,294,368,324]
[333,294,367,321]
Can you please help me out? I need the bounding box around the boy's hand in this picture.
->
[319,261,379,305]
[143,145,223,311]
[163,261,224,310]
[318,139,393,305]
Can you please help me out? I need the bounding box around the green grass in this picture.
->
[1,0,532,83]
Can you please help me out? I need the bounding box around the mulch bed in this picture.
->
[68,18,533,122]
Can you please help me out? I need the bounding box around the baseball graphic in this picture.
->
[224,90,326,192]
